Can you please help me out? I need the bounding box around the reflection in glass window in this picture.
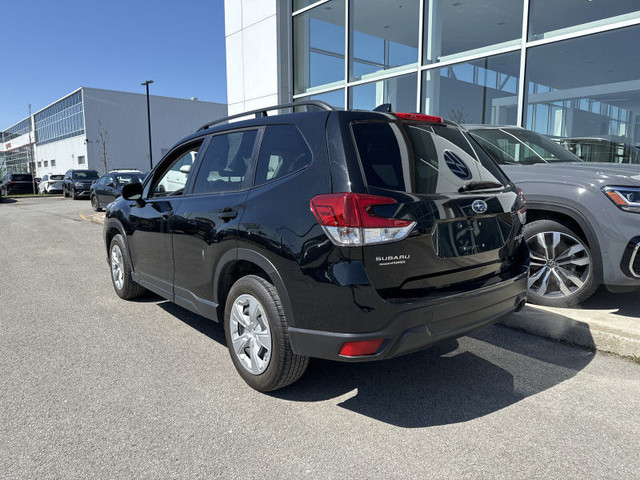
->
[293,0,320,12]
[422,52,520,125]
[349,0,419,81]
[350,73,417,112]
[524,26,640,164]
[529,0,640,41]
[293,0,345,95]
[192,131,258,194]
[295,88,345,109]
[423,0,522,64]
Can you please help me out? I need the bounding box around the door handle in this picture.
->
[218,208,238,222]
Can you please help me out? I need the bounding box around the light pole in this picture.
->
[141,80,154,170]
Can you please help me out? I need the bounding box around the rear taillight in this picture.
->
[516,187,527,223]
[310,193,416,246]
[339,339,384,357]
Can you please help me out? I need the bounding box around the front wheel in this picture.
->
[71,188,78,200]
[525,220,599,307]
[109,234,146,300]
[224,275,308,392]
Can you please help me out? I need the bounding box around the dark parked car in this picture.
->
[0,173,35,196]
[90,170,145,211]
[62,169,100,199]
[467,125,640,306]
[104,102,529,391]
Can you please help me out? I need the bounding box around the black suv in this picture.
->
[0,173,35,196]
[90,170,145,211]
[104,102,529,391]
[62,169,100,199]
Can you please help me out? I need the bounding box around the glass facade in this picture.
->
[292,0,640,163]
[34,90,84,145]
[1,118,35,175]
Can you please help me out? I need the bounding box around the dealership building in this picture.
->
[0,88,226,177]
[225,0,640,162]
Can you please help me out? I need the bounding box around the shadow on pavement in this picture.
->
[0,198,17,204]
[155,300,595,428]
[577,286,640,318]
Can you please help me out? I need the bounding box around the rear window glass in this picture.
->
[115,173,144,184]
[73,171,99,180]
[12,174,32,181]
[50,175,64,180]
[468,128,582,165]
[351,121,508,194]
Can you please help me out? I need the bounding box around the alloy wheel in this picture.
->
[526,231,591,299]
[229,294,272,375]
[110,244,125,291]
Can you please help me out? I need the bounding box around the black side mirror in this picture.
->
[107,182,116,188]
[122,182,143,201]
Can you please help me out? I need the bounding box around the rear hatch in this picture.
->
[350,117,525,300]
[9,174,34,192]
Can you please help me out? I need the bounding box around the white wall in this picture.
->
[34,135,87,176]
[82,87,227,173]
[225,0,287,115]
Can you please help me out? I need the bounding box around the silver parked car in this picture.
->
[466,125,640,307]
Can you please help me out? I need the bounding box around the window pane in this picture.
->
[153,145,201,197]
[293,0,345,95]
[422,0,522,64]
[349,73,417,112]
[255,126,312,186]
[294,88,345,109]
[421,51,520,125]
[529,0,640,41]
[349,0,419,82]
[524,26,640,164]
[293,0,320,11]
[192,131,258,194]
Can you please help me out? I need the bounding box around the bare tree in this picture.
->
[96,120,110,174]
[449,107,470,125]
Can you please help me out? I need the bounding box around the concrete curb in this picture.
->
[91,213,105,225]
[501,306,640,359]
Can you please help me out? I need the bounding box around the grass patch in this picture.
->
[632,355,640,365]
[5,193,61,198]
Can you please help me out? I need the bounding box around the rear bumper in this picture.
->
[288,270,528,362]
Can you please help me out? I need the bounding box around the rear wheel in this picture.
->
[109,234,146,300]
[525,220,598,307]
[91,195,102,212]
[224,275,308,392]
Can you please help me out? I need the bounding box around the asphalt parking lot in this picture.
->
[1,196,639,479]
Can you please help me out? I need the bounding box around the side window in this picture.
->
[150,142,202,197]
[254,125,312,187]
[106,175,116,186]
[191,130,258,195]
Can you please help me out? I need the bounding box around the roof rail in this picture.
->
[196,100,334,132]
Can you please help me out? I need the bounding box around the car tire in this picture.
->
[71,188,78,200]
[91,195,102,212]
[524,219,599,307]
[63,187,68,198]
[224,275,308,392]
[109,234,147,300]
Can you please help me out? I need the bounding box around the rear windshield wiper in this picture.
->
[458,181,504,193]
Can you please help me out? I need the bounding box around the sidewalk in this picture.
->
[502,288,640,359]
